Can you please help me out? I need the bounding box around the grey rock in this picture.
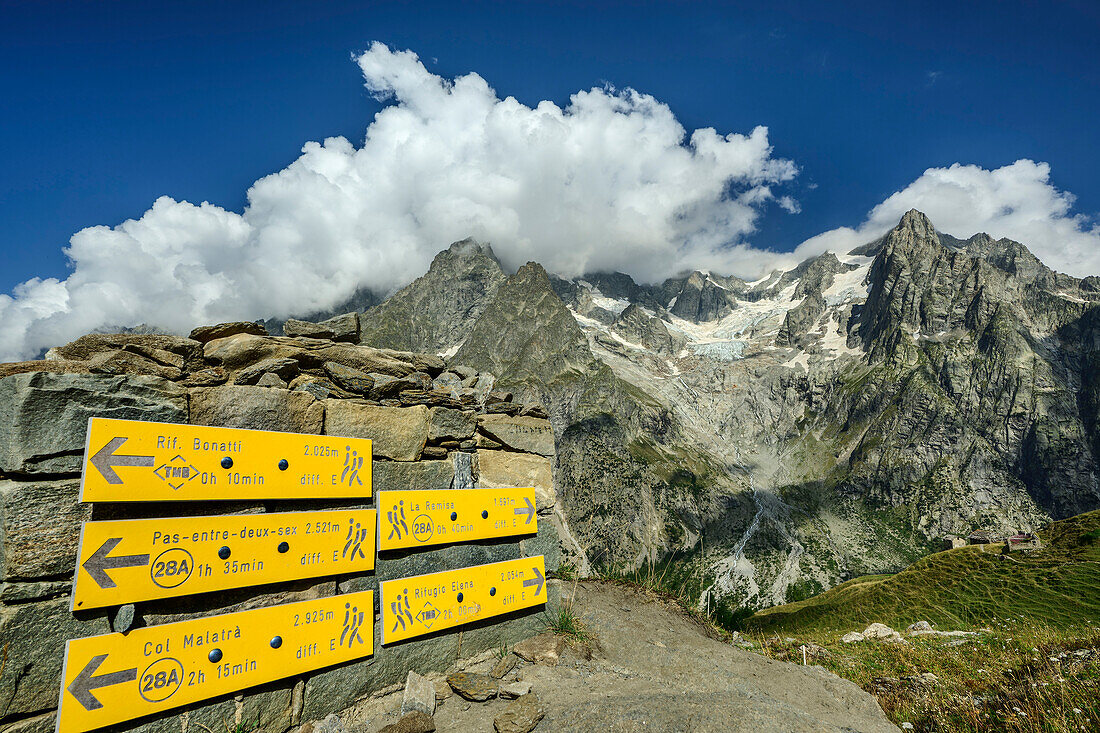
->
[401,670,437,717]
[0,711,56,733]
[378,711,435,733]
[111,603,136,632]
[447,671,498,701]
[233,356,300,385]
[255,372,289,388]
[189,385,323,434]
[432,372,462,392]
[322,362,374,395]
[906,621,934,635]
[490,653,520,679]
[48,333,203,370]
[451,365,478,380]
[188,321,267,343]
[179,366,228,386]
[0,479,87,580]
[493,692,545,733]
[0,596,111,717]
[485,402,522,416]
[499,681,531,699]
[478,451,555,511]
[0,580,72,603]
[428,407,476,441]
[368,373,418,400]
[452,451,474,490]
[324,402,428,461]
[521,516,562,573]
[512,634,564,665]
[284,318,336,339]
[0,360,95,379]
[318,312,361,343]
[0,372,187,475]
[477,415,555,457]
[85,349,183,380]
[486,390,513,405]
[374,459,455,492]
[314,713,344,733]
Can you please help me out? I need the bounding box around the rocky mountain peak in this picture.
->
[898,208,938,239]
[431,237,501,269]
[666,270,738,323]
[357,237,507,354]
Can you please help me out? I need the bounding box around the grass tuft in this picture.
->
[542,602,590,642]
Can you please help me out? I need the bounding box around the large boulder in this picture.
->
[0,360,93,379]
[0,597,110,718]
[428,407,476,441]
[85,349,183,380]
[318,312,361,343]
[189,386,323,434]
[324,402,428,461]
[0,372,187,475]
[283,318,336,339]
[477,450,556,511]
[202,333,443,378]
[0,479,88,580]
[46,333,203,370]
[188,321,267,343]
[477,415,555,456]
[373,460,455,492]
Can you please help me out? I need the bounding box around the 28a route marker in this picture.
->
[56,591,374,733]
[380,556,546,644]
[79,418,372,502]
[71,510,377,610]
[377,488,538,551]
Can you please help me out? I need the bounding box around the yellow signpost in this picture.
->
[79,417,372,502]
[56,591,374,733]
[380,556,546,644]
[71,510,377,611]
[377,487,537,551]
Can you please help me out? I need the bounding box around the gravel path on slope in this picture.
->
[349,580,898,732]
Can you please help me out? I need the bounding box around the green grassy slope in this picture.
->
[747,510,1100,635]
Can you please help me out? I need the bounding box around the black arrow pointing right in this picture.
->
[83,537,150,589]
[68,654,138,711]
[513,496,536,525]
[90,437,154,484]
[522,566,545,595]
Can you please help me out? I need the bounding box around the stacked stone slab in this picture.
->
[0,322,561,733]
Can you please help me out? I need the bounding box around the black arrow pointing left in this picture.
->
[68,654,138,711]
[90,437,154,484]
[83,537,150,589]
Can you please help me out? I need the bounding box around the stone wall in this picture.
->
[0,319,562,733]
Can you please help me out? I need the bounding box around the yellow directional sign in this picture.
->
[377,488,537,551]
[71,510,377,611]
[79,417,372,502]
[56,591,374,733]
[380,556,546,645]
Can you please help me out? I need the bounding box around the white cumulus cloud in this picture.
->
[0,42,798,361]
[795,160,1100,275]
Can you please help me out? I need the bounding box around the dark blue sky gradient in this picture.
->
[2,0,1097,294]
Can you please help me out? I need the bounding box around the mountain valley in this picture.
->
[346,209,1100,616]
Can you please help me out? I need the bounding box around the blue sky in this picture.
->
[1,0,1098,359]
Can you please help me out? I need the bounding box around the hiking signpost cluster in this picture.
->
[57,417,545,733]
